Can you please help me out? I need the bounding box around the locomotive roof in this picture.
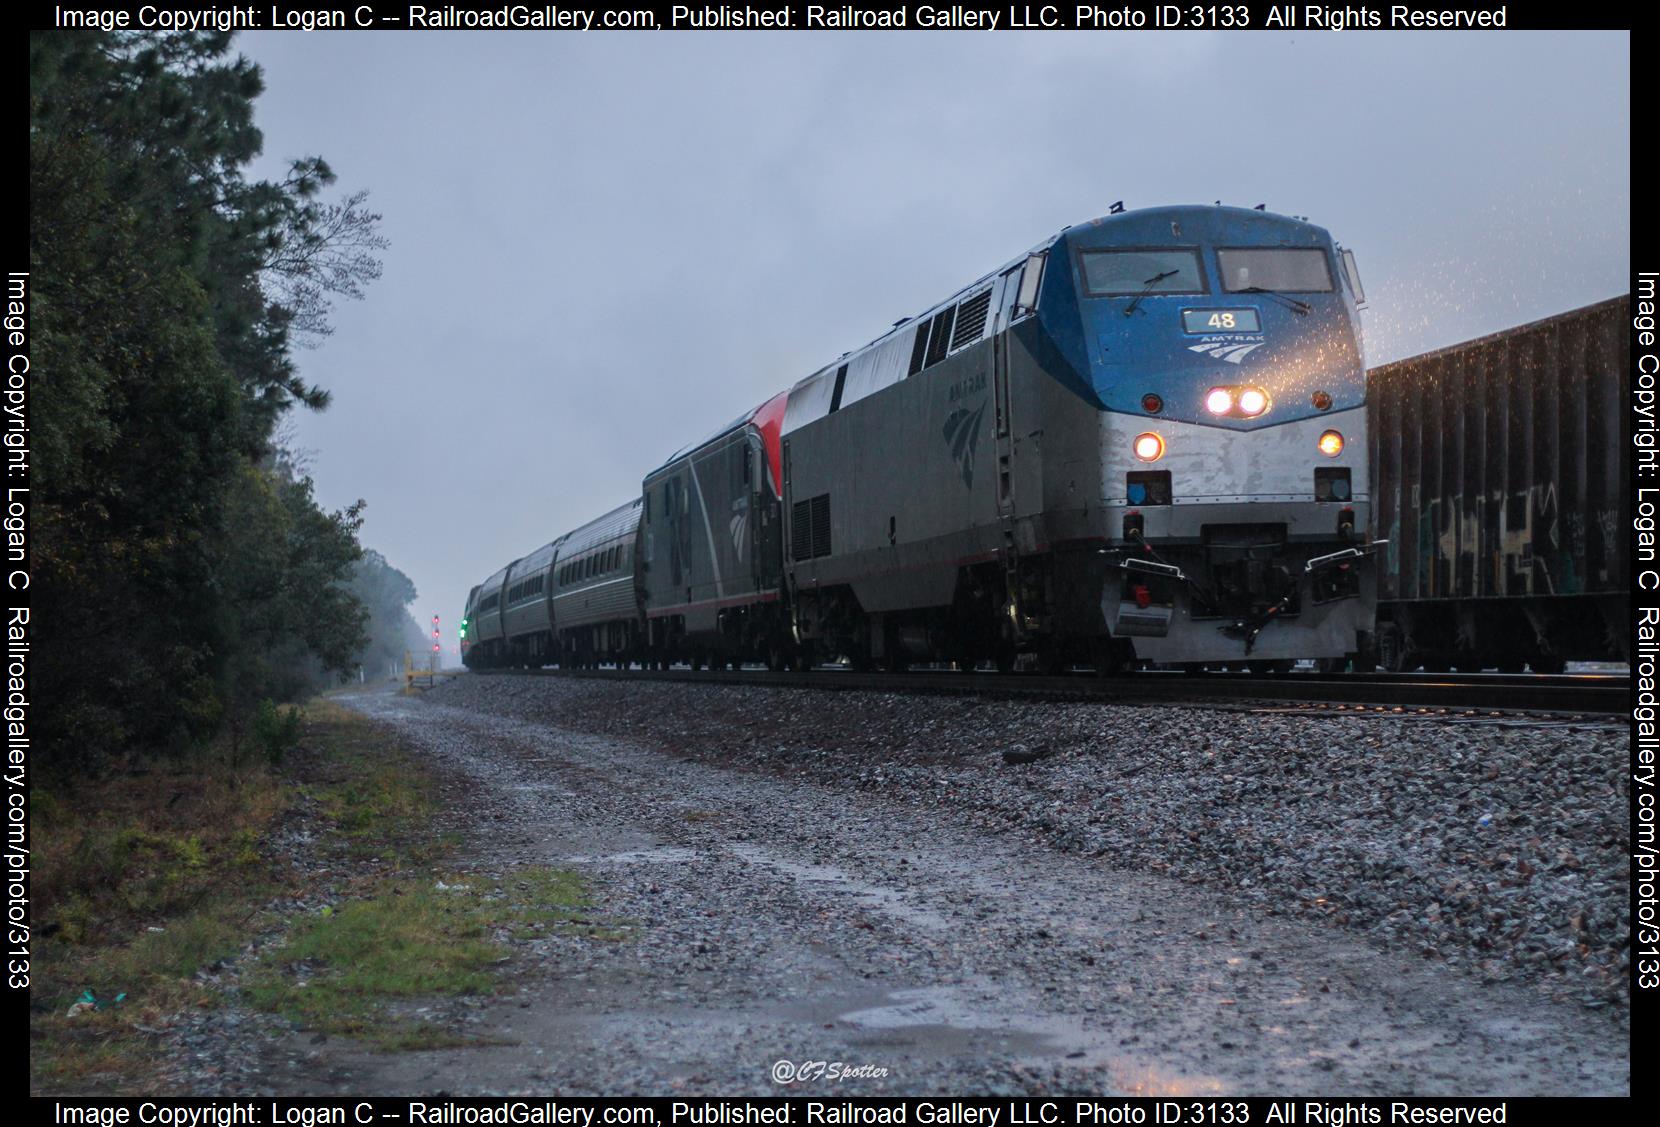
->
[646,205,1324,468]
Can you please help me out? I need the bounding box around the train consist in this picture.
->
[463,204,1385,673]
[1369,296,1629,672]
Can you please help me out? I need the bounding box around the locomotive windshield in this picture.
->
[1217,248,1334,294]
[1080,249,1204,296]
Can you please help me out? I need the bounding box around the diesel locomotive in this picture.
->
[462,204,1378,673]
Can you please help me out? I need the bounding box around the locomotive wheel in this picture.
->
[1529,653,1567,674]
[994,645,1017,674]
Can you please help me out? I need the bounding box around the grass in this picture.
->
[295,700,455,863]
[31,744,290,1093]
[33,695,634,1091]
[243,866,600,1049]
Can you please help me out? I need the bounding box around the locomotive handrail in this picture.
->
[1304,540,1388,574]
[1120,556,1187,582]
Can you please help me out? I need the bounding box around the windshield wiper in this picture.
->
[1237,286,1312,316]
[1123,270,1180,316]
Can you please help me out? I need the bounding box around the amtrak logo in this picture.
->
[1188,338,1264,364]
[729,498,748,557]
[942,399,988,489]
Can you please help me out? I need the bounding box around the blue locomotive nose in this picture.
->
[1047,207,1367,428]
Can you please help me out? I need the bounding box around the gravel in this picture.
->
[433,673,1631,1008]
[157,674,1628,1095]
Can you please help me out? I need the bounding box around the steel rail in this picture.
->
[486,665,1628,716]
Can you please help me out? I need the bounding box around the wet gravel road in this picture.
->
[279,677,1626,1095]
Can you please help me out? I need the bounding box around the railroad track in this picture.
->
[497,664,1629,717]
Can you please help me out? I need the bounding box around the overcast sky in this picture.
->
[234,30,1630,658]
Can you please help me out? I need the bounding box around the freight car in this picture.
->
[464,204,1380,671]
[1368,296,1629,672]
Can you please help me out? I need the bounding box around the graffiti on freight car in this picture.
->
[1562,510,1584,594]
[1595,507,1620,583]
[1414,481,1582,598]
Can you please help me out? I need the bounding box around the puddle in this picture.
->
[564,846,703,865]
[824,986,1225,1095]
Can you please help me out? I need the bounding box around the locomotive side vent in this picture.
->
[809,493,832,558]
[925,306,957,369]
[791,499,811,561]
[908,322,930,376]
[950,289,993,352]
[791,494,833,561]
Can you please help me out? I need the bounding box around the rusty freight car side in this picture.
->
[1368,295,1629,672]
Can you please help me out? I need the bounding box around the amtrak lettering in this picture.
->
[946,371,987,402]
[1187,335,1265,364]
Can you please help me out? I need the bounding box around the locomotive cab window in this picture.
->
[1013,251,1046,316]
[1217,248,1334,293]
[1079,248,1204,297]
[1339,248,1366,303]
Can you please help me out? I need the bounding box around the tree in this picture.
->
[349,550,429,680]
[262,187,389,343]
[31,31,388,765]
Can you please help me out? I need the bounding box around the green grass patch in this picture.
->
[298,700,448,863]
[244,866,607,1049]
[31,696,448,1091]
[31,695,628,1088]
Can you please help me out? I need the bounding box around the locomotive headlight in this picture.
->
[1237,387,1270,417]
[1205,387,1234,415]
[1318,430,1345,457]
[1133,432,1165,461]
